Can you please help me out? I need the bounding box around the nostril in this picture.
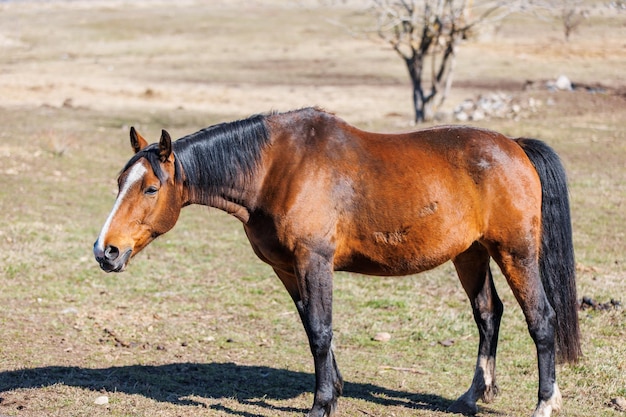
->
[104,245,120,261]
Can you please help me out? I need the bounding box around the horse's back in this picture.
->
[327,125,540,273]
[257,112,542,276]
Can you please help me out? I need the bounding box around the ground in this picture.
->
[0,1,624,417]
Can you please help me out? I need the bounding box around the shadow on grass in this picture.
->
[0,362,456,415]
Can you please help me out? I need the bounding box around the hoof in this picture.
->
[307,399,338,417]
[481,383,499,404]
[532,383,562,417]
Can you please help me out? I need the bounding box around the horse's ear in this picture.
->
[130,126,148,154]
[159,129,173,162]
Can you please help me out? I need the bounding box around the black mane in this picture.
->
[173,114,271,202]
[119,114,271,203]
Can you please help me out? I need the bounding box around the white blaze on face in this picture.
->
[95,162,147,252]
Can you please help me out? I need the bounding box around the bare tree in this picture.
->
[529,0,587,42]
[367,0,519,122]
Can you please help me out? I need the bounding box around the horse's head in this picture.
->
[94,127,184,272]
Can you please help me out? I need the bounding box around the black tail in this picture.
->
[516,138,581,363]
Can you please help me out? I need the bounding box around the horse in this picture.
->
[93,107,580,417]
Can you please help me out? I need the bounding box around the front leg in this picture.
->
[297,292,343,417]
[274,244,343,417]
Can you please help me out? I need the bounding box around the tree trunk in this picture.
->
[406,56,428,123]
[406,39,458,123]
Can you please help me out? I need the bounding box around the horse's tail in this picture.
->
[515,138,581,363]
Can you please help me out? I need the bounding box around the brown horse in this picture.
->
[94,107,580,417]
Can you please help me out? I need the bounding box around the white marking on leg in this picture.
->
[532,383,562,417]
[479,355,499,403]
[95,163,147,251]
[478,356,493,387]
[448,355,496,414]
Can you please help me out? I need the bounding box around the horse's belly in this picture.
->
[333,199,482,276]
[334,235,469,277]
[336,256,445,276]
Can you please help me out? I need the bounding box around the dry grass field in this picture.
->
[0,1,624,416]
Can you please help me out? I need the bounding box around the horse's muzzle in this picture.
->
[93,242,132,273]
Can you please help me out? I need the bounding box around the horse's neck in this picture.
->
[184,172,261,224]
[174,115,271,222]
[205,194,254,223]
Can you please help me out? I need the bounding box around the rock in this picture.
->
[439,338,455,347]
[555,75,572,91]
[94,395,109,405]
[580,296,622,311]
[454,111,469,122]
[610,397,626,412]
[458,99,475,112]
[454,92,522,121]
[373,332,391,342]
[471,109,485,121]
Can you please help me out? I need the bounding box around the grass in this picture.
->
[1,2,625,417]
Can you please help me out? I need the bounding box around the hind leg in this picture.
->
[491,248,561,417]
[448,242,503,415]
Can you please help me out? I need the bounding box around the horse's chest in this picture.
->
[243,223,295,271]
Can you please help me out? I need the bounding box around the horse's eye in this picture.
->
[144,186,159,196]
